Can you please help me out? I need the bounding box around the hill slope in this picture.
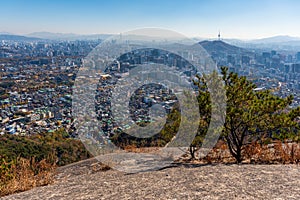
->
[199,40,249,55]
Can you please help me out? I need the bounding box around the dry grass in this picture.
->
[241,141,300,164]
[0,157,56,197]
[182,140,300,164]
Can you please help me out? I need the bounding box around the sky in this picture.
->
[1,0,300,39]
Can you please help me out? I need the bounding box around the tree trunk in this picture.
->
[189,146,196,160]
[235,147,243,163]
[225,136,243,163]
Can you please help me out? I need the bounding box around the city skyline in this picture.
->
[1,0,300,39]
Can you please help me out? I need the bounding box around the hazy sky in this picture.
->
[1,0,300,39]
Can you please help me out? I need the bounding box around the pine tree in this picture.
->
[193,67,300,163]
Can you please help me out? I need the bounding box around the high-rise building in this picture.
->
[284,64,290,73]
[292,63,300,73]
[296,52,300,62]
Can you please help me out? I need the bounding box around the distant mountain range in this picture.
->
[1,32,300,51]
[251,35,300,44]
[0,34,45,42]
[27,32,112,40]
[0,32,112,41]
[223,36,300,50]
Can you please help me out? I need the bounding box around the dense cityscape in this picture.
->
[0,36,300,138]
[0,39,99,135]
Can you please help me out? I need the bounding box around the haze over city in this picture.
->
[1,0,300,39]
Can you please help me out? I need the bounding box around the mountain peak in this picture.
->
[199,40,246,54]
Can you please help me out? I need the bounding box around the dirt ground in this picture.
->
[1,158,300,200]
